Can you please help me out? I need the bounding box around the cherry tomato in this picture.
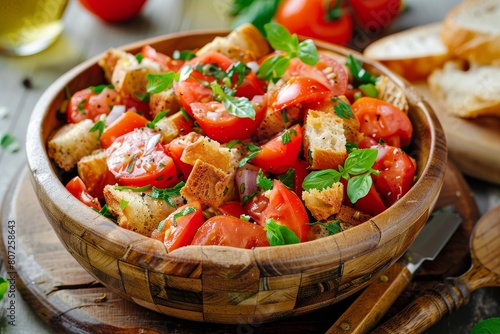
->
[190,96,266,143]
[174,81,213,118]
[352,97,413,148]
[191,216,269,248]
[251,124,303,174]
[235,71,266,99]
[261,180,310,242]
[65,176,101,211]
[291,159,310,196]
[218,201,248,218]
[120,94,151,117]
[141,45,185,72]
[106,127,178,188]
[100,111,148,149]
[348,0,401,32]
[78,0,147,22]
[370,143,416,207]
[270,77,331,113]
[67,87,120,123]
[151,201,204,252]
[341,178,387,216]
[164,135,199,180]
[286,54,348,96]
[275,0,354,45]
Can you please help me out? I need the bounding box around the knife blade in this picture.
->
[326,205,462,334]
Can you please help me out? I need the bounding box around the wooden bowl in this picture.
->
[26,29,447,324]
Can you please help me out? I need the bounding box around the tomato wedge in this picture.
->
[106,127,178,188]
[141,45,185,72]
[352,97,413,148]
[67,87,120,123]
[251,124,303,174]
[260,180,310,242]
[191,216,270,248]
[65,176,101,211]
[341,178,387,216]
[100,111,148,149]
[174,81,214,118]
[151,201,204,252]
[270,77,331,113]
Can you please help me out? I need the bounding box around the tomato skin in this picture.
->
[65,176,101,211]
[67,87,120,123]
[291,159,310,196]
[120,95,151,117]
[371,143,416,207]
[151,201,204,252]
[191,216,270,248]
[252,124,303,174]
[352,97,413,148]
[106,128,178,188]
[174,81,214,118]
[270,77,331,113]
[348,0,401,32]
[100,111,149,149]
[260,180,310,242]
[218,201,248,218]
[275,0,354,45]
[191,97,265,144]
[141,45,185,72]
[78,0,147,22]
[341,178,387,216]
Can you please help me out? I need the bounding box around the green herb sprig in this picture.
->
[257,23,319,82]
[149,181,185,207]
[302,148,379,204]
[264,218,300,246]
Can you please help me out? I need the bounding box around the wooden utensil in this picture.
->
[372,205,500,333]
[326,206,462,334]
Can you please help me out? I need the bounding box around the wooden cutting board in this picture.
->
[0,162,479,333]
[413,82,500,186]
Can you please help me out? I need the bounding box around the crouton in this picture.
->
[336,205,372,226]
[196,23,271,63]
[253,104,303,141]
[303,109,348,170]
[180,159,235,208]
[77,149,115,199]
[302,182,344,221]
[111,57,161,96]
[149,88,181,118]
[376,75,409,113]
[97,48,135,83]
[181,136,238,174]
[155,111,192,143]
[47,119,101,171]
[103,185,183,236]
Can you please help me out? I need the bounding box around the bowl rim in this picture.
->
[25,28,447,275]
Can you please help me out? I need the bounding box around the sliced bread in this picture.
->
[428,60,500,118]
[441,0,500,65]
[363,23,450,81]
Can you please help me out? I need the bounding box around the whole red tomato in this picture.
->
[274,0,354,45]
[79,0,148,22]
[348,0,401,32]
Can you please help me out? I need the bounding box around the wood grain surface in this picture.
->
[0,161,478,333]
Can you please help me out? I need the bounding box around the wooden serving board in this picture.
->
[0,162,479,334]
[413,81,500,186]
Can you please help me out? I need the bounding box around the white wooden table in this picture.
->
[0,0,498,333]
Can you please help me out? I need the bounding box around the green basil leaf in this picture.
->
[173,50,196,60]
[302,169,341,191]
[256,54,290,82]
[149,181,185,207]
[231,0,281,35]
[343,149,378,175]
[264,219,300,246]
[264,23,295,53]
[471,318,500,334]
[89,119,106,139]
[256,169,273,191]
[278,168,295,190]
[94,204,116,222]
[346,54,379,85]
[346,142,358,154]
[347,173,372,204]
[359,83,379,97]
[210,82,255,120]
[226,61,250,88]
[146,72,175,94]
[298,39,319,65]
[333,97,354,119]
[146,110,168,129]
[309,220,342,235]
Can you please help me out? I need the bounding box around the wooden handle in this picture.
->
[372,277,470,334]
[326,262,412,334]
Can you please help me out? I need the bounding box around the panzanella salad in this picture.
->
[48,23,416,250]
